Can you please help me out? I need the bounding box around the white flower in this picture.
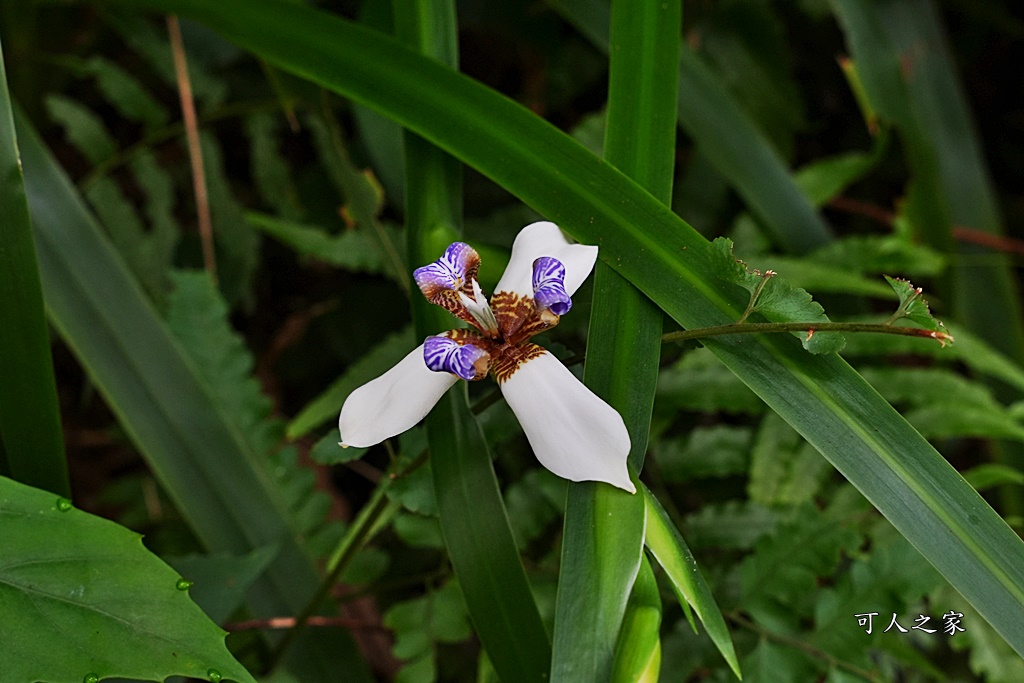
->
[338,221,634,493]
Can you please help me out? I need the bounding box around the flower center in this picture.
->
[415,242,574,381]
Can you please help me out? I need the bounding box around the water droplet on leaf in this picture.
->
[56,497,73,512]
[207,668,222,682]
[176,578,194,591]
[83,674,99,683]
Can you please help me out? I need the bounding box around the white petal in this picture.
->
[338,343,458,447]
[494,221,598,300]
[499,350,634,492]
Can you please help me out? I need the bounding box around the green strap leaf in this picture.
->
[0,38,69,495]
[643,484,741,678]
[394,1,551,680]
[554,1,674,680]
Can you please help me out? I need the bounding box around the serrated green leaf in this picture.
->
[45,94,117,165]
[393,512,444,549]
[812,524,943,660]
[963,464,1024,492]
[643,485,740,678]
[655,425,751,482]
[101,8,228,108]
[0,476,255,683]
[741,509,860,629]
[52,55,169,130]
[859,367,1024,442]
[245,112,304,220]
[247,211,404,275]
[711,237,844,354]
[883,275,947,335]
[749,414,833,506]
[656,347,763,416]
[682,501,778,551]
[383,580,472,659]
[166,270,278,456]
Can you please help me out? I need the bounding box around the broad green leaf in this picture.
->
[0,42,68,494]
[643,485,740,677]
[17,108,372,683]
[121,0,1024,659]
[0,476,255,683]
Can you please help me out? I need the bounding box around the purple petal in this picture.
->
[413,242,479,298]
[423,335,490,381]
[532,256,572,315]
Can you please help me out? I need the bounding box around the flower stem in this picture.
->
[662,321,953,345]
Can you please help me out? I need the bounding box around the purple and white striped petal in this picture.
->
[338,344,458,448]
[413,242,479,299]
[532,256,572,315]
[499,350,634,493]
[423,335,490,380]
[494,222,598,301]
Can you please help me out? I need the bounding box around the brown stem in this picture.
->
[167,15,217,281]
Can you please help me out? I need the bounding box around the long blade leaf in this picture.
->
[0,39,69,495]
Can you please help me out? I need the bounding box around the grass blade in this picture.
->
[0,41,69,495]
[553,1,675,680]
[395,2,552,680]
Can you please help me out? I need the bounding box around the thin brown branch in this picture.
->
[167,15,217,281]
[829,196,1024,257]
